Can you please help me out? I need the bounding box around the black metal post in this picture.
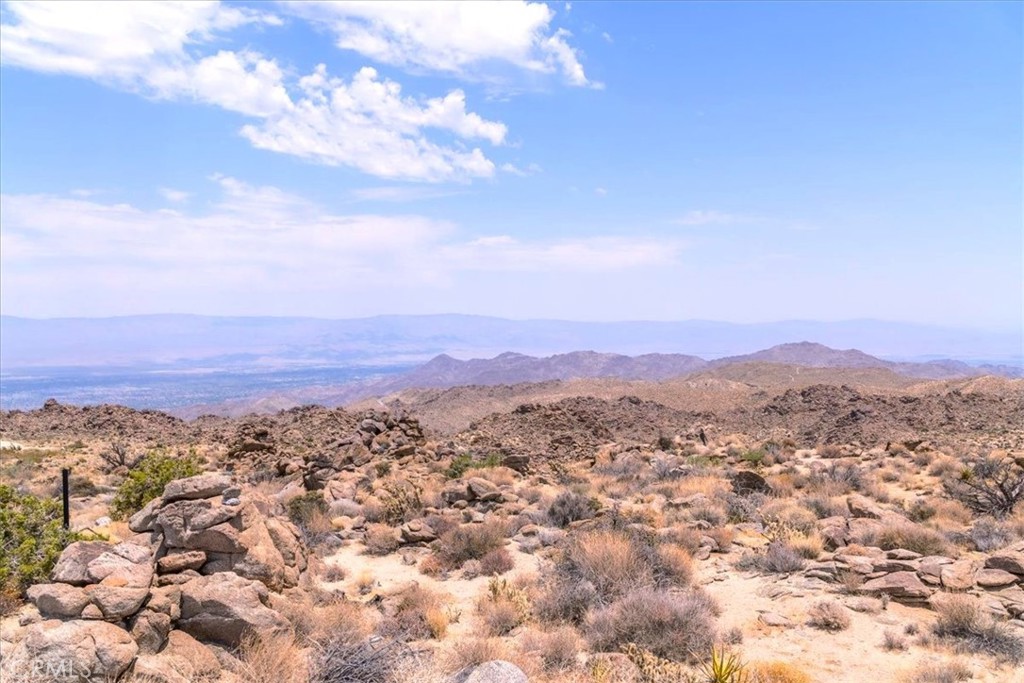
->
[61,468,70,530]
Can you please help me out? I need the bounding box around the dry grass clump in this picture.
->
[446,637,509,672]
[787,532,824,559]
[236,632,308,683]
[967,517,1014,551]
[740,542,805,574]
[518,626,581,673]
[931,594,1024,664]
[585,588,718,662]
[747,661,812,683]
[276,593,371,647]
[380,585,450,640]
[903,660,973,683]
[363,523,401,556]
[309,635,412,683]
[806,600,851,632]
[478,578,531,636]
[882,629,909,651]
[855,520,951,557]
[434,521,507,569]
[479,547,515,575]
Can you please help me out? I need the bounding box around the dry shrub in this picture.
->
[748,661,811,683]
[706,526,735,550]
[585,588,718,662]
[479,547,515,576]
[236,632,308,683]
[519,627,581,673]
[534,574,598,625]
[320,563,348,582]
[565,529,651,601]
[654,544,693,586]
[802,495,848,520]
[761,501,818,535]
[380,585,449,641]
[674,475,730,498]
[661,525,704,553]
[904,660,973,683]
[758,542,805,573]
[882,630,908,651]
[447,637,509,672]
[817,444,844,459]
[363,523,401,555]
[435,521,507,569]
[788,532,824,559]
[310,636,411,683]
[480,599,524,636]
[836,569,864,594]
[279,594,371,647]
[856,521,951,557]
[355,570,375,594]
[806,601,850,632]
[547,490,598,527]
[419,554,444,577]
[472,466,518,487]
[932,594,1024,664]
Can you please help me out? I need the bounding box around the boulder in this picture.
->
[400,520,438,544]
[20,619,138,681]
[847,494,888,520]
[459,660,529,683]
[88,586,150,620]
[132,630,221,683]
[986,551,1024,576]
[158,550,208,574]
[466,477,502,502]
[50,541,110,585]
[976,569,1019,589]
[27,583,90,619]
[162,473,233,503]
[178,573,290,647]
[860,571,933,601]
[128,497,162,533]
[130,609,172,654]
[940,560,979,591]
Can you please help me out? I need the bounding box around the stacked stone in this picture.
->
[11,473,304,682]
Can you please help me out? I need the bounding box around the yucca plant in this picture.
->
[701,646,748,683]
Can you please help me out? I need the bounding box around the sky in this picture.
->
[0,0,1021,331]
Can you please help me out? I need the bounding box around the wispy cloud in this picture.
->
[159,187,190,203]
[282,1,597,89]
[1,177,681,315]
[673,210,752,227]
[349,186,464,203]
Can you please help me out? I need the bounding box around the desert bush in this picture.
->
[586,588,717,662]
[761,501,818,535]
[806,600,850,632]
[380,585,449,641]
[882,629,908,651]
[534,575,598,625]
[236,632,308,683]
[110,452,201,520]
[932,594,1024,664]
[520,627,581,673]
[788,532,824,559]
[724,492,763,523]
[309,635,411,683]
[802,495,848,520]
[277,593,369,647]
[757,542,805,573]
[856,521,950,556]
[967,517,1014,551]
[99,441,144,473]
[547,490,599,527]
[434,522,506,569]
[690,504,726,527]
[904,660,973,683]
[562,529,650,601]
[288,490,329,524]
[445,453,502,479]
[363,524,401,556]
[479,578,531,636]
[447,637,508,672]
[836,569,864,594]
[0,485,82,601]
[747,661,811,683]
[906,498,937,522]
[943,457,1024,518]
[479,547,514,576]
[377,482,423,525]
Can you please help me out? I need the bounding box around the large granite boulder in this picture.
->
[177,573,290,647]
[19,619,138,681]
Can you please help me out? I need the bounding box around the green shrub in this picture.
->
[445,452,503,479]
[288,491,329,526]
[0,485,82,601]
[110,452,201,520]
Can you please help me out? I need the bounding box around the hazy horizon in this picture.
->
[1,2,1020,331]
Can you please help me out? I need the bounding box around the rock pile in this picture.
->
[9,473,305,682]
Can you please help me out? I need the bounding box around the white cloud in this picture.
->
[500,162,542,177]
[349,186,462,202]
[240,65,506,181]
[1,1,508,181]
[1,179,682,316]
[159,187,190,203]
[283,1,596,88]
[673,210,750,227]
[594,187,607,196]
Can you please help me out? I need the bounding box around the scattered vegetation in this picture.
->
[110,452,201,520]
[806,600,851,632]
[943,457,1024,518]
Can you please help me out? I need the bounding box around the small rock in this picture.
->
[27,583,90,619]
[976,568,1019,588]
[458,660,529,683]
[759,612,792,627]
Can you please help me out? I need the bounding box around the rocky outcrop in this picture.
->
[14,473,305,683]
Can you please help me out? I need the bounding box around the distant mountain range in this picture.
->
[2,314,1021,369]
[355,342,1021,396]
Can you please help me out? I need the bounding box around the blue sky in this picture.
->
[1,1,1020,331]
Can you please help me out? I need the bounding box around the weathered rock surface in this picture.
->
[19,619,138,681]
[178,573,290,647]
[860,571,933,601]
